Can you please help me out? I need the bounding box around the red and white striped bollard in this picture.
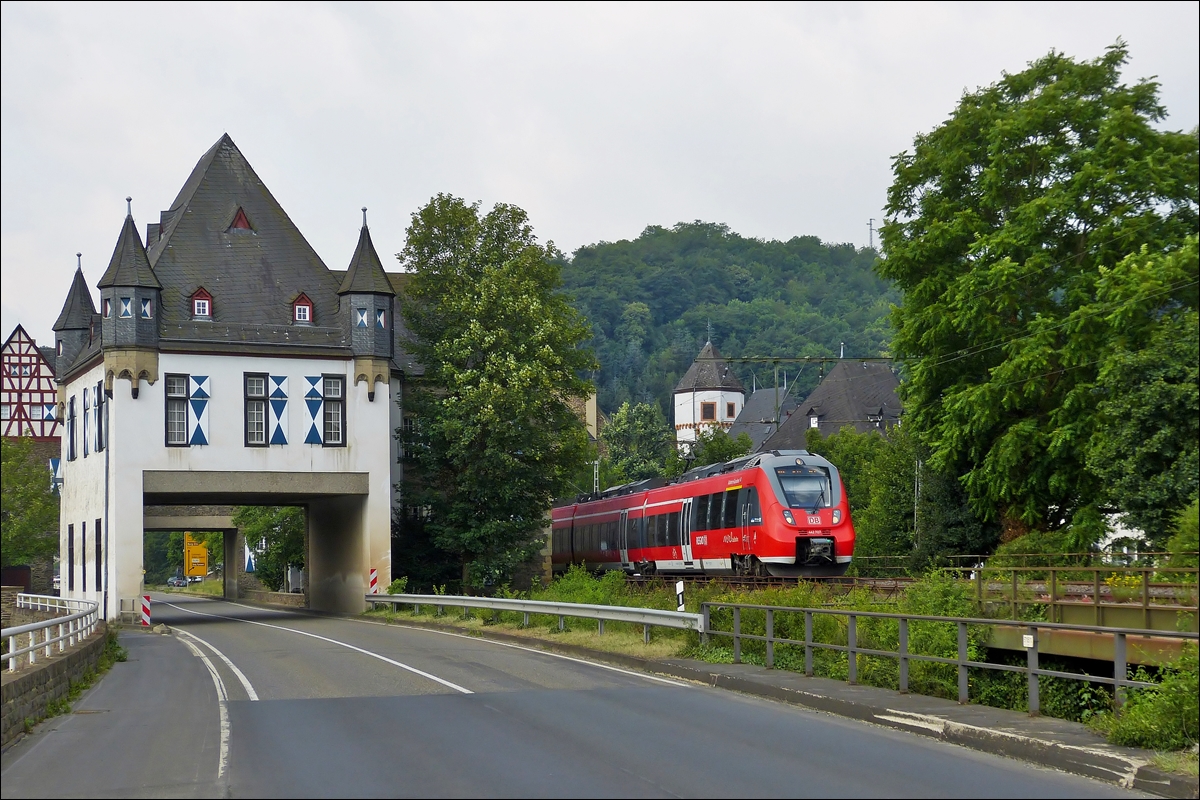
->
[141,595,151,627]
[369,568,378,594]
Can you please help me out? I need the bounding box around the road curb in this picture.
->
[374,614,1198,798]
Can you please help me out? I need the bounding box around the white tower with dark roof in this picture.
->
[672,341,745,450]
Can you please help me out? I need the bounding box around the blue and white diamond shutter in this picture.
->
[269,376,289,445]
[189,376,210,445]
[304,376,323,444]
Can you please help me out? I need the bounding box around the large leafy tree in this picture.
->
[1,437,59,568]
[1079,241,1198,544]
[879,44,1198,538]
[599,401,676,482]
[399,195,596,589]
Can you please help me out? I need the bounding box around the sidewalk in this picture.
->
[374,614,1199,799]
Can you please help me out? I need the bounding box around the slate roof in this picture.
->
[760,361,901,449]
[385,272,424,376]
[146,134,346,343]
[38,346,55,367]
[729,384,798,451]
[98,213,161,289]
[53,267,98,331]
[674,341,744,393]
[339,224,395,296]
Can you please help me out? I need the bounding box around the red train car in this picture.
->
[552,450,854,578]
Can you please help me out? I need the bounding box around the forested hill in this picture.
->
[560,222,898,415]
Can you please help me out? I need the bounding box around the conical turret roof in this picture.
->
[674,341,744,393]
[53,267,98,331]
[338,223,394,295]
[98,213,161,289]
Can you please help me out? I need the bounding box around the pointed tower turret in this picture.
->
[672,340,745,451]
[339,208,395,400]
[52,257,98,378]
[96,199,161,397]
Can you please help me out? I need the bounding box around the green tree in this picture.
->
[879,44,1198,539]
[1,437,59,567]
[234,506,305,592]
[600,401,675,482]
[688,428,753,469]
[1080,242,1199,545]
[399,195,596,589]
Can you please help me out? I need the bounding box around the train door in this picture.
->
[681,498,695,567]
[618,509,630,569]
[739,487,761,552]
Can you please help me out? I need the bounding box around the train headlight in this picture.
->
[832,509,842,524]
[782,509,796,525]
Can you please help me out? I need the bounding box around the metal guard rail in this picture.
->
[3,594,101,672]
[368,593,703,643]
[701,602,1200,715]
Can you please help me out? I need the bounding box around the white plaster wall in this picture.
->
[389,375,403,512]
[673,388,744,445]
[99,352,393,617]
[58,363,107,608]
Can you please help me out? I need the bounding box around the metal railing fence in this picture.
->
[701,602,1199,715]
[3,594,101,673]
[368,593,703,643]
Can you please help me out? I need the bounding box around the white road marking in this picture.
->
[176,628,259,701]
[176,634,230,781]
[352,616,691,687]
[160,600,473,695]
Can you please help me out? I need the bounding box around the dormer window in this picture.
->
[191,287,213,320]
[376,309,386,329]
[119,298,132,318]
[810,416,819,428]
[355,308,368,328]
[229,207,252,231]
[293,293,313,324]
[103,299,111,318]
[140,298,153,319]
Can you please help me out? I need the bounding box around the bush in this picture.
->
[1089,644,1199,751]
[1166,500,1199,573]
[386,576,409,595]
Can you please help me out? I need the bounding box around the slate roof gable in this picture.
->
[675,341,744,393]
[145,134,345,341]
[53,267,98,331]
[760,361,901,450]
[339,224,395,296]
[98,213,161,289]
[729,384,798,451]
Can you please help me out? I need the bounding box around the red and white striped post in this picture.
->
[369,569,379,594]
[141,595,151,627]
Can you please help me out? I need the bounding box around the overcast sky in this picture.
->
[3,2,1197,346]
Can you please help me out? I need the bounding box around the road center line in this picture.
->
[351,616,690,687]
[160,600,473,695]
[175,628,259,701]
[176,634,230,781]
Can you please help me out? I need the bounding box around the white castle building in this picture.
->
[673,341,744,450]
[52,135,421,617]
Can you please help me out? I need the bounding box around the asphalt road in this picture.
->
[2,594,1150,799]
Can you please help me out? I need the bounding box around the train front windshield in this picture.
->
[774,467,832,510]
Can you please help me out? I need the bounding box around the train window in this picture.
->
[723,490,739,528]
[668,511,681,546]
[694,495,709,531]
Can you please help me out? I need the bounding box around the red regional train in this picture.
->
[552,450,854,578]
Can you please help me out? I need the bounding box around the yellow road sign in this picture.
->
[185,544,208,577]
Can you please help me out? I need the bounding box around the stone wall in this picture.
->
[1,623,107,747]
[243,590,306,608]
[1,586,20,629]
